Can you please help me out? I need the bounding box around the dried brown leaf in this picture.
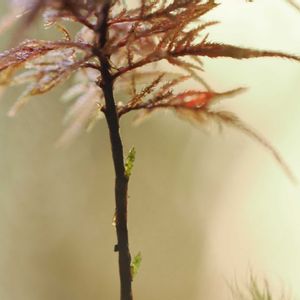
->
[203,110,297,183]
[0,39,91,73]
[174,42,300,62]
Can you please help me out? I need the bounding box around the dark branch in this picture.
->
[96,2,133,300]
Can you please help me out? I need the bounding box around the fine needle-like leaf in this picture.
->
[199,110,297,183]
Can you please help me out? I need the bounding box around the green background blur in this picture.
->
[1,1,300,299]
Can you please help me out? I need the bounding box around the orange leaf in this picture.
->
[181,92,214,108]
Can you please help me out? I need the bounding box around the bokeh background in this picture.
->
[0,1,300,299]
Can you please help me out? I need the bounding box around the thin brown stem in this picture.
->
[96,2,133,300]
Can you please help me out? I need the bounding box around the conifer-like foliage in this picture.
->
[0,0,299,299]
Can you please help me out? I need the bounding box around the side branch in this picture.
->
[173,43,300,61]
[113,43,300,78]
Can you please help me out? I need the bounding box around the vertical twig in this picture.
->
[95,1,133,299]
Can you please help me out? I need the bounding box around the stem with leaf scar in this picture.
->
[96,1,133,300]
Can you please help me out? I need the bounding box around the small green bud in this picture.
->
[131,252,142,279]
[125,147,136,178]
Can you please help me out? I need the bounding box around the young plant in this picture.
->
[0,0,299,299]
[230,273,291,300]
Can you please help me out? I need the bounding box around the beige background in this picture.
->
[0,1,300,299]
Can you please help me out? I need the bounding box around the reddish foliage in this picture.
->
[0,0,298,180]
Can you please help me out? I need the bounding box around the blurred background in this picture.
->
[0,1,300,299]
